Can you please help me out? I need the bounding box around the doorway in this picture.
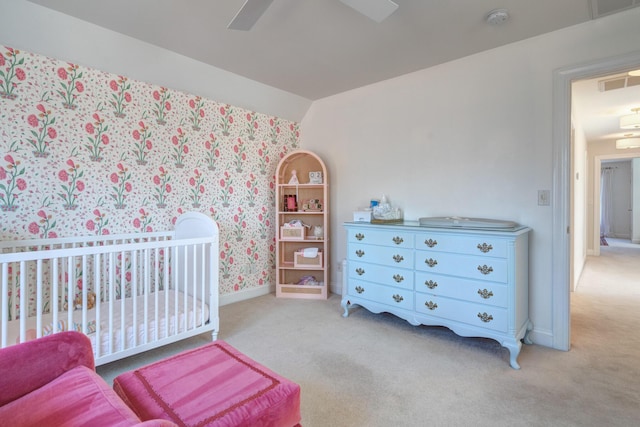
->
[553,51,640,352]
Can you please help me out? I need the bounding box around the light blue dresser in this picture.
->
[342,221,532,369]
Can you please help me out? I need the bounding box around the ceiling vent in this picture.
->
[590,0,640,19]
[598,75,640,92]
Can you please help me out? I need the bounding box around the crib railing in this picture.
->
[0,230,218,364]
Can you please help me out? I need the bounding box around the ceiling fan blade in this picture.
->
[227,0,275,31]
[340,0,399,23]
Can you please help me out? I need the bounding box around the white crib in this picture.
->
[0,212,219,365]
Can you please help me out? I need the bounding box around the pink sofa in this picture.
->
[0,331,175,426]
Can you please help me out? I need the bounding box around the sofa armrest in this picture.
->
[0,331,95,406]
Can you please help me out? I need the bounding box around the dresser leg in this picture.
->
[504,340,523,370]
[341,299,351,318]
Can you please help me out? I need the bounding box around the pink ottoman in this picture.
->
[114,341,301,427]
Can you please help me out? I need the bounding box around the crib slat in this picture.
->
[94,252,101,358]
[132,249,137,348]
[81,255,88,335]
[66,256,73,334]
[153,246,159,342]
[201,243,209,325]
[183,246,189,333]
[19,261,26,343]
[190,244,196,330]
[144,247,150,345]
[52,259,59,340]
[173,245,179,336]
[35,259,43,340]
[164,247,170,339]
[108,252,115,355]
[120,250,126,352]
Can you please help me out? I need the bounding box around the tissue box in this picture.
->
[280,226,305,240]
[353,210,372,222]
[294,251,323,268]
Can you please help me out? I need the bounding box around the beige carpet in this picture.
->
[99,243,640,426]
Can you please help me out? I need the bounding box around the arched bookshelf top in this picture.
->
[276,150,327,186]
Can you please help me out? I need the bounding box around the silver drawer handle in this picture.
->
[393,254,404,263]
[477,243,493,253]
[355,233,365,241]
[425,258,438,268]
[477,289,494,299]
[477,312,493,323]
[425,301,438,310]
[424,280,438,289]
[355,249,365,257]
[392,236,404,245]
[392,294,404,303]
[477,265,493,275]
[355,286,364,294]
[393,274,404,283]
[355,267,365,276]
[424,238,438,248]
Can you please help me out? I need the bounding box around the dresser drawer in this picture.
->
[348,244,414,269]
[349,260,413,290]
[415,251,508,283]
[347,228,414,249]
[414,272,507,307]
[415,233,507,258]
[347,279,414,311]
[415,294,508,332]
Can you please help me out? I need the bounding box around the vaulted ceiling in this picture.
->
[27,0,640,143]
[29,0,638,100]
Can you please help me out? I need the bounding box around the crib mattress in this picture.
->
[114,340,301,427]
[4,290,209,357]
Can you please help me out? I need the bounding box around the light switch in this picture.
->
[538,190,550,206]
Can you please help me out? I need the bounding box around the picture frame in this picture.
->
[309,171,323,184]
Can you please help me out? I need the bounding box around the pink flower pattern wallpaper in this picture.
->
[0,45,300,296]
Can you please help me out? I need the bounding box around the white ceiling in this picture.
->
[29,0,607,101]
[573,73,640,145]
[27,0,640,143]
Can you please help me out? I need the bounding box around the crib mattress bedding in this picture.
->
[3,290,209,356]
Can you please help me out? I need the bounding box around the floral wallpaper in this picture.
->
[0,45,300,296]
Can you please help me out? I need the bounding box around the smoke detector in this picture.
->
[486,8,509,25]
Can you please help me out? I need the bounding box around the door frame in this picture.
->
[552,51,640,351]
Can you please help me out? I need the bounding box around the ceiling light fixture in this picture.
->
[615,137,640,149]
[629,69,640,77]
[620,107,640,129]
[486,9,509,25]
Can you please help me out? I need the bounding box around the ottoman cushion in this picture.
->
[113,341,301,427]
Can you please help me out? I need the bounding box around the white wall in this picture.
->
[0,0,311,122]
[634,159,640,244]
[300,8,640,349]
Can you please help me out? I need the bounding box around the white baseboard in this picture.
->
[220,280,342,305]
[528,328,556,350]
[220,285,274,306]
[329,281,342,296]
